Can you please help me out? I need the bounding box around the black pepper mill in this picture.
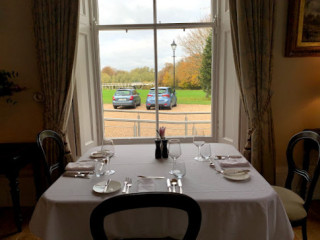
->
[155,139,162,159]
[161,139,168,158]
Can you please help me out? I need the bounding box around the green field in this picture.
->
[102,89,211,105]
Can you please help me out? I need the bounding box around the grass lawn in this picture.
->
[102,89,211,105]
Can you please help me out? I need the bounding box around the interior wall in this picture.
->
[0,0,42,206]
[272,1,320,186]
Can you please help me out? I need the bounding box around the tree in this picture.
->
[101,66,116,76]
[199,32,212,97]
[158,63,173,87]
[177,16,211,63]
[176,55,201,89]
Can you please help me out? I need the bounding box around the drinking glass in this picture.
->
[200,143,212,162]
[95,159,106,177]
[193,131,205,161]
[101,139,115,175]
[168,139,181,174]
[173,160,186,179]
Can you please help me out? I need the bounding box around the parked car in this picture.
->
[146,87,177,110]
[112,88,141,109]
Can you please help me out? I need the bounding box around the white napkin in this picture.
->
[137,179,155,192]
[65,162,95,172]
[218,158,250,168]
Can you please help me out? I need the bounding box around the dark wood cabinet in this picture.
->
[0,142,41,232]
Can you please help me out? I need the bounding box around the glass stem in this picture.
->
[107,157,111,171]
[198,147,201,158]
[172,157,176,172]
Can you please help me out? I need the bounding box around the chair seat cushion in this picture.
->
[273,186,307,221]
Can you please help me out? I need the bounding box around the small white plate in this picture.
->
[223,169,250,181]
[90,151,105,158]
[93,180,121,193]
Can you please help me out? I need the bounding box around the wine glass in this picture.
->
[168,139,181,174]
[193,131,205,161]
[101,139,115,175]
[200,143,212,162]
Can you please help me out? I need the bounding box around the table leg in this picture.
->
[7,173,23,232]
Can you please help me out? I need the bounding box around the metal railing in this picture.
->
[103,109,210,137]
[102,82,154,89]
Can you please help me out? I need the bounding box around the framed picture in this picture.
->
[286,0,320,57]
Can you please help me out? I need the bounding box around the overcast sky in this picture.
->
[97,0,211,71]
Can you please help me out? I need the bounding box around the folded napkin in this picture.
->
[65,162,95,172]
[137,179,155,192]
[218,158,250,168]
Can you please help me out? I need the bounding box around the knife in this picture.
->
[104,179,112,193]
[215,155,242,160]
[138,176,165,179]
[177,179,183,194]
[167,178,172,192]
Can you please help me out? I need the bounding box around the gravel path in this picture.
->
[103,104,211,138]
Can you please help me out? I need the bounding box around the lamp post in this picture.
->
[171,40,177,89]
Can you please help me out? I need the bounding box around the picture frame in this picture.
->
[285,0,320,57]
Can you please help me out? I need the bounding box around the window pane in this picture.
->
[98,0,153,25]
[157,0,211,23]
[99,30,156,139]
[157,29,212,138]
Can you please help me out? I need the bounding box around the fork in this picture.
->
[122,177,129,193]
[126,178,132,194]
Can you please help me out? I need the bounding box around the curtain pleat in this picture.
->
[229,0,276,184]
[33,0,80,162]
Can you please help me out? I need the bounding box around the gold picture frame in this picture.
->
[285,0,320,57]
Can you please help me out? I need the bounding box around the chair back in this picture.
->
[37,130,65,187]
[90,192,202,240]
[285,130,320,212]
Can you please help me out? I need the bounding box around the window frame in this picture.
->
[92,0,219,144]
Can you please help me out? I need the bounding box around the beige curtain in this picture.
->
[229,0,276,184]
[33,0,79,162]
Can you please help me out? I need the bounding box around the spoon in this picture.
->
[171,179,178,192]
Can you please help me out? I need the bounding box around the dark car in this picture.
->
[112,88,141,109]
[146,87,177,110]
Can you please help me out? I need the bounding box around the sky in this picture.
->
[97,0,211,71]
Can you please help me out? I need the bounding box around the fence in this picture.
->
[103,109,211,138]
[102,82,154,89]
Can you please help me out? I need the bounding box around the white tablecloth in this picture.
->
[29,143,294,240]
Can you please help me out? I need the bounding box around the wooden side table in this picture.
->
[0,142,41,232]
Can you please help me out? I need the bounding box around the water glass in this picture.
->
[173,160,186,179]
[200,143,212,162]
[95,159,106,177]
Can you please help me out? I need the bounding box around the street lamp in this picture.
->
[171,40,177,89]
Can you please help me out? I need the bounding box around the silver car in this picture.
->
[112,88,141,109]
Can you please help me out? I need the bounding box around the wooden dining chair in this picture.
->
[273,130,320,240]
[36,130,65,193]
[90,192,202,240]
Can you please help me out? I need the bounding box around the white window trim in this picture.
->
[89,0,219,145]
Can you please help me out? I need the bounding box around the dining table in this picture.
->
[29,143,294,240]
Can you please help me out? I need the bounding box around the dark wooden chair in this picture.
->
[90,192,202,240]
[273,130,320,240]
[36,130,65,192]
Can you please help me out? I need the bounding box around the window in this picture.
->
[94,0,216,142]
